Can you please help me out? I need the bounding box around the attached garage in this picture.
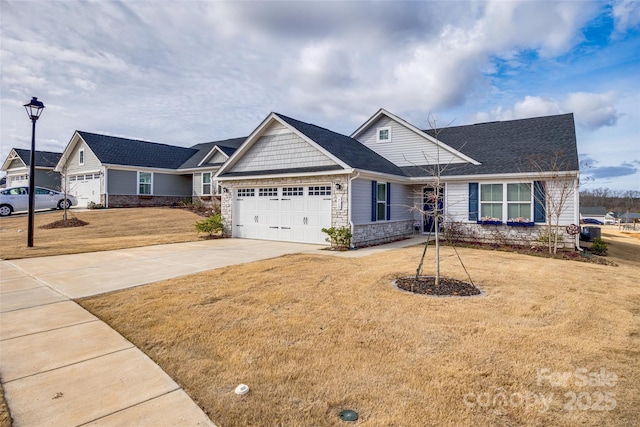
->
[233,185,332,244]
[68,173,101,207]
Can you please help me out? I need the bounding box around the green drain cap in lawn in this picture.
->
[339,409,358,422]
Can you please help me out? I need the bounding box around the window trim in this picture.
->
[371,181,391,221]
[137,171,153,195]
[79,148,85,166]
[202,172,212,196]
[376,126,391,143]
[477,182,534,222]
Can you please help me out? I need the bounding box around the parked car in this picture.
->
[0,186,77,216]
[581,218,604,225]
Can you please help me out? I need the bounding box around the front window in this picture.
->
[377,182,387,220]
[507,183,532,221]
[138,172,152,195]
[480,183,503,220]
[202,172,211,195]
[79,149,85,165]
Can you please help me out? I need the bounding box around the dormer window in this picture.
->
[377,126,391,143]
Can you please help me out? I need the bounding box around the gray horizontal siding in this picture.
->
[108,170,136,195]
[351,178,371,224]
[154,173,192,196]
[357,116,466,167]
[390,183,417,221]
[352,179,416,224]
[66,139,101,174]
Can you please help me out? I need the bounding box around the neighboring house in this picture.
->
[580,206,607,223]
[1,148,62,190]
[55,131,246,207]
[215,109,580,248]
[604,211,617,225]
[619,212,640,224]
[177,137,245,204]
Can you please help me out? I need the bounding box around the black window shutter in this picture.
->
[371,180,377,222]
[386,182,391,221]
[533,181,546,223]
[468,182,478,221]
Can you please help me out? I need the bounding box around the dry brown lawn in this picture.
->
[79,229,640,426]
[0,208,204,260]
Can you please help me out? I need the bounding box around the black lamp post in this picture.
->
[24,97,45,247]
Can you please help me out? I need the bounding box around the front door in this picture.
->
[423,186,444,233]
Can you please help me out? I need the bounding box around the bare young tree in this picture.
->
[407,113,461,286]
[528,152,578,254]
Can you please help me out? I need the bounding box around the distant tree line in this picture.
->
[580,188,640,212]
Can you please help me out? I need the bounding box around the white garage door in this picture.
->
[68,173,101,207]
[234,185,332,244]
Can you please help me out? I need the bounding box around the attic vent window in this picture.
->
[377,126,391,143]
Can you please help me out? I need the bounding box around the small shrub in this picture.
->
[590,237,608,256]
[87,201,105,209]
[194,214,224,237]
[321,226,352,249]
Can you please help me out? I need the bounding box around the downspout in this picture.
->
[574,176,583,251]
[104,167,109,208]
[348,171,360,248]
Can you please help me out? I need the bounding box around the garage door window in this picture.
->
[282,187,303,196]
[259,188,278,197]
[308,186,331,196]
[237,188,255,197]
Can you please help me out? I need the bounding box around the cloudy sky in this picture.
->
[1,0,639,190]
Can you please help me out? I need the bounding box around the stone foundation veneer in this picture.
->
[106,194,187,208]
[444,222,575,249]
[352,220,415,247]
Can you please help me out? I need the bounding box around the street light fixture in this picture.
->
[24,97,45,247]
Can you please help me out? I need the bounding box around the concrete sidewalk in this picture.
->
[0,237,425,426]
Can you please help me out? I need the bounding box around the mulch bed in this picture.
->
[40,218,89,229]
[395,276,482,297]
[444,241,617,266]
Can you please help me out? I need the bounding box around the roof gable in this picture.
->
[351,109,479,167]
[179,137,246,170]
[217,112,406,178]
[2,148,61,171]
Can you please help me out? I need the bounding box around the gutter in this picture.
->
[348,171,360,248]
[104,167,109,208]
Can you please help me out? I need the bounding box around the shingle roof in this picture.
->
[580,206,608,216]
[402,113,578,177]
[179,137,246,169]
[77,131,197,169]
[14,149,61,168]
[274,113,406,176]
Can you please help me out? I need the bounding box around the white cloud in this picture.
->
[564,91,619,130]
[475,92,619,131]
[612,0,640,34]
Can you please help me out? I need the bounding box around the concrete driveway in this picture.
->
[0,238,323,426]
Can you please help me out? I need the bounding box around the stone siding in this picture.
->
[442,222,575,249]
[352,220,415,247]
[106,194,186,208]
